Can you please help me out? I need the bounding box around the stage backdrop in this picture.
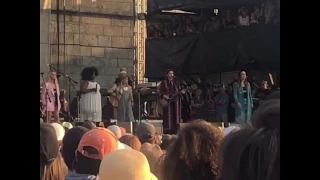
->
[145,24,280,79]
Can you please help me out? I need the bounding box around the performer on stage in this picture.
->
[109,67,129,93]
[40,71,61,123]
[79,67,102,123]
[233,71,253,124]
[113,74,134,122]
[159,69,183,134]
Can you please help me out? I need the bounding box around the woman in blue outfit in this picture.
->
[233,71,253,124]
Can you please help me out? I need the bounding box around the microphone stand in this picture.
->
[48,64,80,121]
[138,87,141,124]
[40,73,50,123]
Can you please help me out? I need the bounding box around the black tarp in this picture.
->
[145,24,280,79]
[148,0,264,13]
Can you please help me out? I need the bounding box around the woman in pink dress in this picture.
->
[41,71,61,123]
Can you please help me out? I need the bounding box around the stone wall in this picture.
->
[40,0,51,81]
[49,0,135,97]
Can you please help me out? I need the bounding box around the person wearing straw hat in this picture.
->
[50,122,65,145]
[99,149,158,180]
[66,128,118,180]
[62,122,73,132]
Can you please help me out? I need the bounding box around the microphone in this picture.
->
[96,83,98,94]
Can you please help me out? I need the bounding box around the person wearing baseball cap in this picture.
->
[61,126,89,172]
[40,123,63,180]
[99,149,158,180]
[134,123,156,144]
[107,125,122,139]
[66,127,118,180]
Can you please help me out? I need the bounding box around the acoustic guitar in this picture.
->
[60,89,69,112]
[159,89,185,107]
[109,94,119,108]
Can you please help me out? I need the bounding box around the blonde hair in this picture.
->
[42,153,68,180]
[47,71,60,96]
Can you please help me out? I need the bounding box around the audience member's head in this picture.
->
[218,128,280,180]
[62,122,73,132]
[61,126,89,171]
[252,99,280,132]
[119,134,141,150]
[119,127,126,136]
[107,125,122,139]
[162,121,223,180]
[74,128,118,176]
[46,152,68,180]
[160,134,177,151]
[99,149,158,180]
[51,122,65,144]
[76,120,96,130]
[135,123,156,144]
[265,90,280,101]
[120,67,127,74]
[40,123,61,180]
[140,143,164,179]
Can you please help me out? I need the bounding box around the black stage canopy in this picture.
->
[148,0,265,13]
[145,24,280,79]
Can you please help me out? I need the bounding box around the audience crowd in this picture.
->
[40,90,280,180]
[148,6,279,38]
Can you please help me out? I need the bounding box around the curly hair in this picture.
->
[81,67,99,81]
[161,120,223,180]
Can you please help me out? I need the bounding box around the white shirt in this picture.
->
[238,15,250,26]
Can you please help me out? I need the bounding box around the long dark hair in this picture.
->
[218,128,280,180]
[238,71,248,88]
[81,67,99,81]
[252,99,280,132]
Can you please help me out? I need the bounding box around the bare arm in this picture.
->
[129,86,134,102]
[80,80,95,94]
[108,84,117,94]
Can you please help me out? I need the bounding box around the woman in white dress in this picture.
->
[79,67,102,123]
